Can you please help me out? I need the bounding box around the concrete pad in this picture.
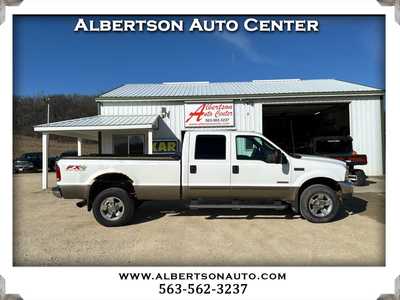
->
[13,173,385,266]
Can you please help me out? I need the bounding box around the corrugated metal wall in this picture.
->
[235,101,263,133]
[100,96,384,176]
[101,100,263,136]
[101,101,185,141]
[349,98,384,176]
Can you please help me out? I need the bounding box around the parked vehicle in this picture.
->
[13,159,35,173]
[14,152,57,172]
[307,136,368,186]
[54,131,353,227]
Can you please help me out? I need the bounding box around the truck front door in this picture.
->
[187,133,231,199]
[230,134,292,201]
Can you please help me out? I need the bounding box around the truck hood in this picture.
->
[297,154,347,167]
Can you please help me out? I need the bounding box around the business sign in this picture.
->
[152,140,178,153]
[184,102,235,128]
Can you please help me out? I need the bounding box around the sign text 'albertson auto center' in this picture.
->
[184,103,234,128]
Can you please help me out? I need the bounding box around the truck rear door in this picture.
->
[187,132,231,199]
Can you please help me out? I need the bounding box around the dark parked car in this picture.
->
[13,152,57,172]
[13,160,35,173]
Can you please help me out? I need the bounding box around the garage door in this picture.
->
[262,103,350,155]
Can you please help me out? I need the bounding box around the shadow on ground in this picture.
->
[130,196,371,226]
[336,196,368,221]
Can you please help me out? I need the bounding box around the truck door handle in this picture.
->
[232,165,239,174]
[190,165,197,174]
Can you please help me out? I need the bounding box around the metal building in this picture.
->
[35,79,384,189]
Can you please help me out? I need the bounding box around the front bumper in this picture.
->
[14,166,35,173]
[339,181,353,200]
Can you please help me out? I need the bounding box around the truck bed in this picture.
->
[56,155,181,201]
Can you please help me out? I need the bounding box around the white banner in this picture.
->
[184,102,234,128]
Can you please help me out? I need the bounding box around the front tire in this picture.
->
[92,187,135,227]
[299,184,340,223]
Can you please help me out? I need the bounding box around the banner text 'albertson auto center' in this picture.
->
[74,18,319,33]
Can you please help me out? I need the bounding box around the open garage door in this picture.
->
[263,103,350,154]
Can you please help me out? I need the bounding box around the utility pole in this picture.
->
[0,275,23,300]
[45,97,51,124]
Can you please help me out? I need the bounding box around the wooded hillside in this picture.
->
[13,95,97,138]
[13,95,98,156]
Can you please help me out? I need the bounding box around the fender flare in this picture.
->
[86,170,136,211]
[291,175,341,213]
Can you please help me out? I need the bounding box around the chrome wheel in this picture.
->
[100,197,125,221]
[308,192,333,218]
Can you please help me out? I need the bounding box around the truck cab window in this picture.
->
[236,136,276,162]
[195,135,226,160]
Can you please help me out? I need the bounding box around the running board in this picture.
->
[188,201,288,210]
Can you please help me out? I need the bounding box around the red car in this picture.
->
[310,136,368,186]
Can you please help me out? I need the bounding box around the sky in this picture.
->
[13,15,385,96]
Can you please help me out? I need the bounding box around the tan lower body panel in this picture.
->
[60,184,298,204]
[183,186,298,203]
[135,186,180,200]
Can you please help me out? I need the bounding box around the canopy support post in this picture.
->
[148,130,153,154]
[42,133,49,190]
[77,137,82,156]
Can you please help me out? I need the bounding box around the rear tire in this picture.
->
[352,169,367,186]
[299,184,340,223]
[92,187,135,227]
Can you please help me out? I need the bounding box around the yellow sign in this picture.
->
[152,140,178,153]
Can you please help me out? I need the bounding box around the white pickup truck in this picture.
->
[54,131,353,227]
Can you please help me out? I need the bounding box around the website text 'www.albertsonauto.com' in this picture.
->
[119,271,287,295]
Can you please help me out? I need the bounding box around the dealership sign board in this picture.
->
[184,102,235,128]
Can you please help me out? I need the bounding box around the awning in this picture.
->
[34,115,159,190]
[34,114,159,132]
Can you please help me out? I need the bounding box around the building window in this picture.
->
[113,134,145,155]
[195,135,226,160]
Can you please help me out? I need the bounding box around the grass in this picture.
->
[13,135,98,158]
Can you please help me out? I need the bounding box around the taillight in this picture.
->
[55,164,61,181]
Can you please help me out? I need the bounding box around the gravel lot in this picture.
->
[13,173,385,266]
